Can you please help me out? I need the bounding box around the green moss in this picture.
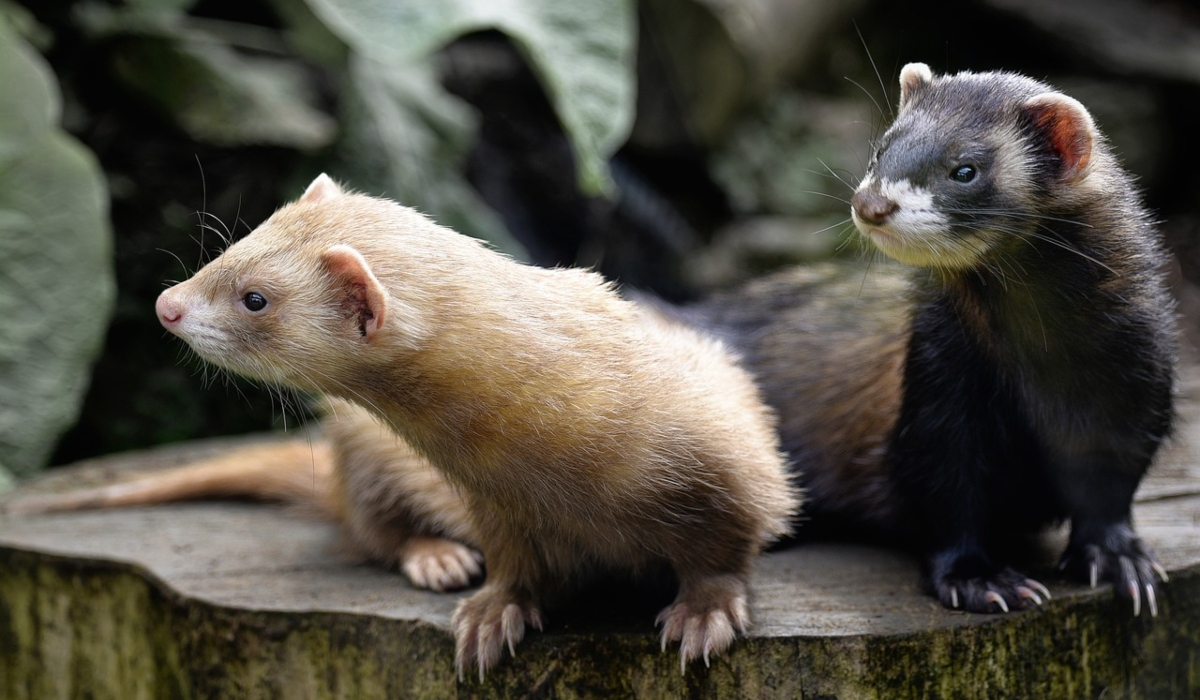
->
[1,549,1197,699]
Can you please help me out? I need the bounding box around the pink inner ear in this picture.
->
[898,62,932,108]
[323,246,387,339]
[301,174,342,204]
[1024,95,1094,180]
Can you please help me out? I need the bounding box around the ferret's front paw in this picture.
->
[929,550,1050,614]
[452,586,544,681]
[1059,523,1167,617]
[656,574,749,674]
[401,536,483,592]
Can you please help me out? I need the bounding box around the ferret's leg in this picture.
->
[1053,459,1163,616]
[904,458,1050,614]
[893,324,1049,614]
[336,471,482,591]
[327,404,484,591]
[908,450,1050,614]
[923,539,1049,614]
[340,510,482,592]
[450,531,545,681]
[655,571,750,674]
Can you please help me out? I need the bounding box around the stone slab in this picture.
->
[1,367,1199,698]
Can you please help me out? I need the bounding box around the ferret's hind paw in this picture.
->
[401,537,483,592]
[656,578,749,674]
[930,552,1049,614]
[1059,529,1165,617]
[452,587,543,681]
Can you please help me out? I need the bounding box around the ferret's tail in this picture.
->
[3,439,337,518]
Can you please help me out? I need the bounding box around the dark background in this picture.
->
[12,0,1199,467]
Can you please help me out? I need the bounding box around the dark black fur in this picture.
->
[686,67,1177,615]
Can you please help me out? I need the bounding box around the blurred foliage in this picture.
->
[0,0,638,474]
[0,0,1197,472]
[305,0,635,195]
[0,14,113,484]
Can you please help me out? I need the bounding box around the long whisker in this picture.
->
[195,157,208,268]
[964,222,1115,273]
[845,77,888,124]
[157,248,191,279]
[855,22,892,119]
[1022,232,1115,274]
[942,207,1114,273]
[834,227,863,254]
[815,158,859,193]
[857,243,884,299]
[197,213,235,246]
[941,208,1094,229]
[807,218,855,238]
[801,190,853,205]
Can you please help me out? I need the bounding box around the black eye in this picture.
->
[950,164,977,183]
[243,292,268,312]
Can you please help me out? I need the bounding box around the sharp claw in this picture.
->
[1152,561,1169,583]
[1130,580,1141,617]
[950,587,959,609]
[1017,587,1043,606]
[1090,562,1099,589]
[984,590,1010,613]
[1146,584,1158,617]
[1025,579,1052,600]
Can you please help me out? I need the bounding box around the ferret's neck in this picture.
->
[329,317,558,487]
[930,212,1122,357]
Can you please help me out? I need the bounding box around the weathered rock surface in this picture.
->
[2,366,1199,698]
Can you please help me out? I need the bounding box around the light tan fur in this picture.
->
[150,174,798,678]
[695,262,911,525]
[2,401,488,592]
[319,396,483,591]
[4,440,337,517]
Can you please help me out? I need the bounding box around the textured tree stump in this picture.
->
[2,366,1199,699]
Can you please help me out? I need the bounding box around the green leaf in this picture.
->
[302,0,636,194]
[0,18,115,482]
[0,11,57,163]
[333,55,527,257]
[110,32,337,150]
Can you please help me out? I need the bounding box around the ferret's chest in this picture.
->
[917,284,1135,442]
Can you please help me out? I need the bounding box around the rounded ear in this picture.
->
[322,245,388,341]
[1021,92,1096,182]
[899,63,933,109]
[302,173,343,204]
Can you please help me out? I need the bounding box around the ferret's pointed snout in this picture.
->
[156,290,184,329]
[851,190,899,226]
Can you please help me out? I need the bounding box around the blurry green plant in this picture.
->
[70,0,635,251]
[0,0,874,476]
[0,14,114,485]
[0,0,637,480]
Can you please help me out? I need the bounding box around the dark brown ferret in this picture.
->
[696,63,1177,618]
[145,174,797,677]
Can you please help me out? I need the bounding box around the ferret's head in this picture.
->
[155,174,431,394]
[851,62,1100,270]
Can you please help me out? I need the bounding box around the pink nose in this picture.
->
[851,190,899,226]
[156,291,184,329]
